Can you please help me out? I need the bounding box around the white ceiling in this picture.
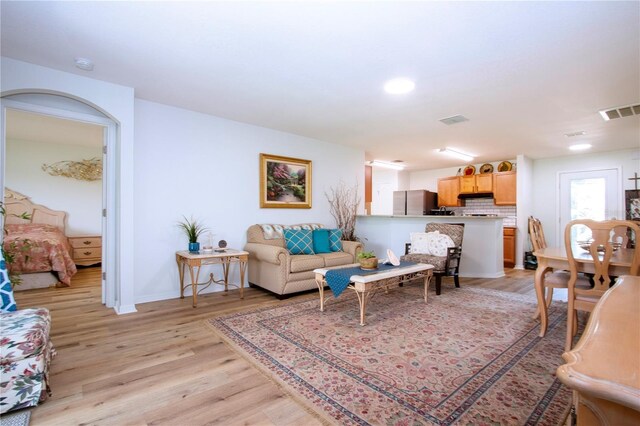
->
[1,1,638,170]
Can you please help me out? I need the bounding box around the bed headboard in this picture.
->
[4,188,67,232]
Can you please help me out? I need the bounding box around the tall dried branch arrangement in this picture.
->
[325,181,361,241]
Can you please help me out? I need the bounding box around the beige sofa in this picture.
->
[244,224,363,297]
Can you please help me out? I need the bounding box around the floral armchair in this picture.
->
[1,252,55,414]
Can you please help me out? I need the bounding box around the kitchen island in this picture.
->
[356,215,505,279]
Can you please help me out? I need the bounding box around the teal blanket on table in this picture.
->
[324,261,416,297]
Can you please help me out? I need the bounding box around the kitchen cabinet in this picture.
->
[460,174,493,194]
[503,227,516,268]
[493,171,517,205]
[437,176,461,207]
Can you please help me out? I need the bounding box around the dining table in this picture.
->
[533,246,636,337]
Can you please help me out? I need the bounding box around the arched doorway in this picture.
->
[1,91,118,308]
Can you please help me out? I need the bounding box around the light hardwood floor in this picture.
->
[14,267,548,425]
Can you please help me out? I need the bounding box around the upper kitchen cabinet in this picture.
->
[437,176,461,207]
[459,174,493,194]
[493,171,517,205]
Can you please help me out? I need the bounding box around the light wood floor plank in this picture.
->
[13,266,543,425]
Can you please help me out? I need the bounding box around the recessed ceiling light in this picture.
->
[437,148,475,162]
[569,144,592,151]
[384,78,415,95]
[75,57,94,71]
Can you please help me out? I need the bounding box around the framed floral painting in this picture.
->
[260,153,312,208]
[626,190,640,220]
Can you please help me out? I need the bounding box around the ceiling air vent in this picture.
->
[439,115,469,125]
[599,103,640,121]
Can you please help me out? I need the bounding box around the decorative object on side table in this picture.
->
[357,250,378,270]
[386,248,400,266]
[259,153,312,209]
[177,216,208,253]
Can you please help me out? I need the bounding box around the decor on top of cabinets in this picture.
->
[479,163,494,174]
[497,161,513,172]
[41,158,102,181]
[260,153,311,209]
[463,165,476,176]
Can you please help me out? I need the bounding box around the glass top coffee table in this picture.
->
[313,263,433,326]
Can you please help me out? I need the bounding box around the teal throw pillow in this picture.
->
[0,251,17,312]
[328,229,343,252]
[312,229,331,253]
[284,229,315,255]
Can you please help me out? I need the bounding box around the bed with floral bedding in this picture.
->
[4,223,77,286]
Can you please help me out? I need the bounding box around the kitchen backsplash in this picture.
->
[449,199,517,227]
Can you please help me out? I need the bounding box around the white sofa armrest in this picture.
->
[244,243,289,265]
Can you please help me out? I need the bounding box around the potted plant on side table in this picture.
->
[357,250,378,270]
[177,216,208,253]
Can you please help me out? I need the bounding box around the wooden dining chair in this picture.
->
[528,216,588,318]
[564,219,640,351]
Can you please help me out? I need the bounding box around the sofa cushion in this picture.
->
[284,229,315,255]
[400,253,447,272]
[0,252,17,312]
[290,255,325,273]
[318,252,354,267]
[312,229,331,253]
[328,229,343,252]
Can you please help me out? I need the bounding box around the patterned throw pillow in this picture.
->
[0,251,17,312]
[409,231,440,254]
[427,234,456,257]
[328,229,343,252]
[283,229,315,255]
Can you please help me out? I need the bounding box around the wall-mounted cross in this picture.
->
[629,172,640,190]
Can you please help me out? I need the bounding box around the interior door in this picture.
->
[558,168,622,249]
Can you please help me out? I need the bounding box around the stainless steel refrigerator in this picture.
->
[393,190,438,215]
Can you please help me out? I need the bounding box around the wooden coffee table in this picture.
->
[313,263,433,326]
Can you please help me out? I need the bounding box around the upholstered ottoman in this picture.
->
[0,308,56,414]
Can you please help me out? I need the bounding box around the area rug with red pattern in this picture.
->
[207,285,571,425]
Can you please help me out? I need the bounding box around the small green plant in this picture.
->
[1,201,33,286]
[357,250,376,259]
[177,216,208,243]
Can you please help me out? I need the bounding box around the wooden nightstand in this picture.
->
[68,235,102,266]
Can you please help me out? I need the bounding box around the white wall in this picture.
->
[1,57,136,313]
[532,148,640,247]
[6,139,102,235]
[370,167,398,215]
[133,99,365,303]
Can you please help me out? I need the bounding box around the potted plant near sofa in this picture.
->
[177,216,208,253]
[357,250,378,270]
